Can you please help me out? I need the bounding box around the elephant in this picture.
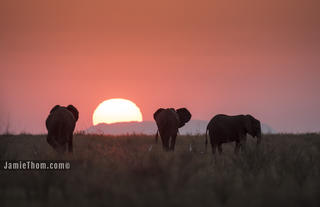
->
[205,114,261,154]
[153,108,191,151]
[46,105,79,153]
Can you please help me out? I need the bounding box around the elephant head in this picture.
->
[244,114,262,144]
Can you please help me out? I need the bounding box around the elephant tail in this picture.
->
[155,130,159,143]
[205,127,208,153]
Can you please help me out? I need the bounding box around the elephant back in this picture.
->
[46,106,78,131]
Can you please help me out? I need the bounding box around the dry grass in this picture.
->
[0,133,319,207]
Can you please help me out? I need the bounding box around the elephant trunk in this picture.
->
[256,131,262,145]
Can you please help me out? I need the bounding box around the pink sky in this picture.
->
[1,0,320,134]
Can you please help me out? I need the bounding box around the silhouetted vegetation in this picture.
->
[0,134,319,206]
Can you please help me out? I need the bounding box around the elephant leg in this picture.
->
[162,141,168,151]
[165,137,170,151]
[68,135,73,153]
[47,135,60,151]
[218,144,223,154]
[54,143,66,153]
[234,141,241,154]
[58,142,66,153]
[165,144,170,151]
[170,134,177,151]
[211,142,216,154]
[241,142,246,152]
[62,143,67,153]
[162,134,170,151]
[159,130,167,151]
[240,136,247,152]
[160,136,165,149]
[164,130,171,151]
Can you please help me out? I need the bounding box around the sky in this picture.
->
[1,0,320,134]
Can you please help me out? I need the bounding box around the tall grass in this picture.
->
[0,133,319,207]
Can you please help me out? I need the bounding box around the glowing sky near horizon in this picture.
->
[0,0,320,134]
[92,99,143,125]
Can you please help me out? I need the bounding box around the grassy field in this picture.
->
[0,133,320,207]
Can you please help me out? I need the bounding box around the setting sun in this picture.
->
[92,98,143,125]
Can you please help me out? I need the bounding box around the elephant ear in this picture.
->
[153,108,165,120]
[50,105,61,114]
[176,108,192,127]
[67,105,79,121]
